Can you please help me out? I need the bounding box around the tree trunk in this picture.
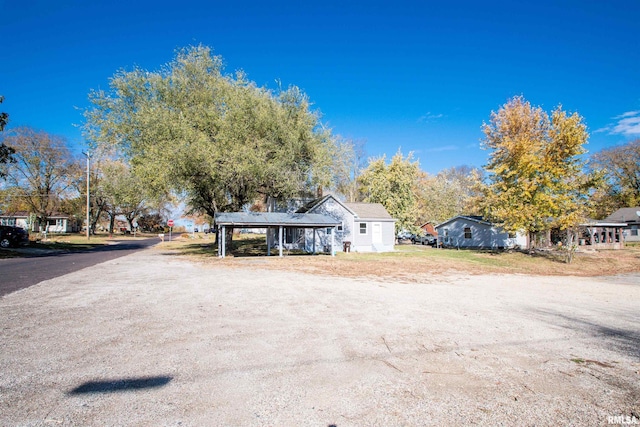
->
[528,231,536,252]
[127,216,136,233]
[565,229,577,264]
[108,213,116,236]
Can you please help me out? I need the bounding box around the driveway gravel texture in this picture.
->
[1,246,639,426]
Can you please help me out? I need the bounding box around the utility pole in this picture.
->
[83,151,90,240]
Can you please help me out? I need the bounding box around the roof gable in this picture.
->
[295,196,395,220]
[604,207,640,223]
[435,215,493,229]
[295,194,357,216]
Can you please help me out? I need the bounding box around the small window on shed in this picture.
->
[359,223,367,234]
[464,227,472,239]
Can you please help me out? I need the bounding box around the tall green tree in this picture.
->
[358,151,420,233]
[83,45,334,218]
[590,139,640,214]
[480,96,594,255]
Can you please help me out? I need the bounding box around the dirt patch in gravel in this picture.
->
[1,247,639,426]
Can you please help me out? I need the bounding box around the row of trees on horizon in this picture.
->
[1,46,639,241]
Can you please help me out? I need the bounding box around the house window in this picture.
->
[1,218,16,226]
[359,223,367,234]
[285,228,301,244]
[56,219,64,228]
[631,226,638,236]
[464,227,472,239]
[337,222,343,232]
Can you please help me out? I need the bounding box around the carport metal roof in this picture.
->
[214,212,341,228]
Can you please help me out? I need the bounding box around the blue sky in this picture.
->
[2,0,639,174]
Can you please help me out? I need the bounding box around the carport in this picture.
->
[214,212,341,258]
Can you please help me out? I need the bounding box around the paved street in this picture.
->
[0,238,159,297]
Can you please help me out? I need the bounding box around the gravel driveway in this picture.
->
[1,247,639,426]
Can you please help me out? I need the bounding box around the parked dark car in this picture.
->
[0,225,29,248]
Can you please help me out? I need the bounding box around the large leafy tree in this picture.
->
[83,45,334,217]
[358,151,420,233]
[480,96,594,251]
[98,160,149,233]
[590,139,640,214]
[0,127,77,231]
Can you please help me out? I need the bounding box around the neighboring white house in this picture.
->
[604,207,640,243]
[292,194,397,252]
[0,212,80,233]
[435,215,527,249]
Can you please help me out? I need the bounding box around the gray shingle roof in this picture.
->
[604,207,640,223]
[344,203,394,220]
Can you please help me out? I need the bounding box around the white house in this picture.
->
[293,195,397,252]
[435,215,527,250]
[604,207,640,243]
[0,212,80,233]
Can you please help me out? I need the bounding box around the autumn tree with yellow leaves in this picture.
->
[480,96,597,260]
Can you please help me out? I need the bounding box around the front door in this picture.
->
[372,222,382,244]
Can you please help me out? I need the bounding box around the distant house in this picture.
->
[604,207,640,243]
[420,222,438,237]
[292,194,397,252]
[0,211,80,233]
[435,215,527,250]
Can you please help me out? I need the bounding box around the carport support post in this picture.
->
[279,226,283,257]
[267,227,271,256]
[220,225,226,258]
[312,228,316,254]
[331,226,335,257]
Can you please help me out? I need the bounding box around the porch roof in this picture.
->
[580,220,627,227]
[214,212,341,228]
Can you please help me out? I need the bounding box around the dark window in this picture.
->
[285,228,301,244]
[464,227,472,239]
[359,223,367,234]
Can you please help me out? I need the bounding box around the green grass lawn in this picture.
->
[159,233,640,277]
